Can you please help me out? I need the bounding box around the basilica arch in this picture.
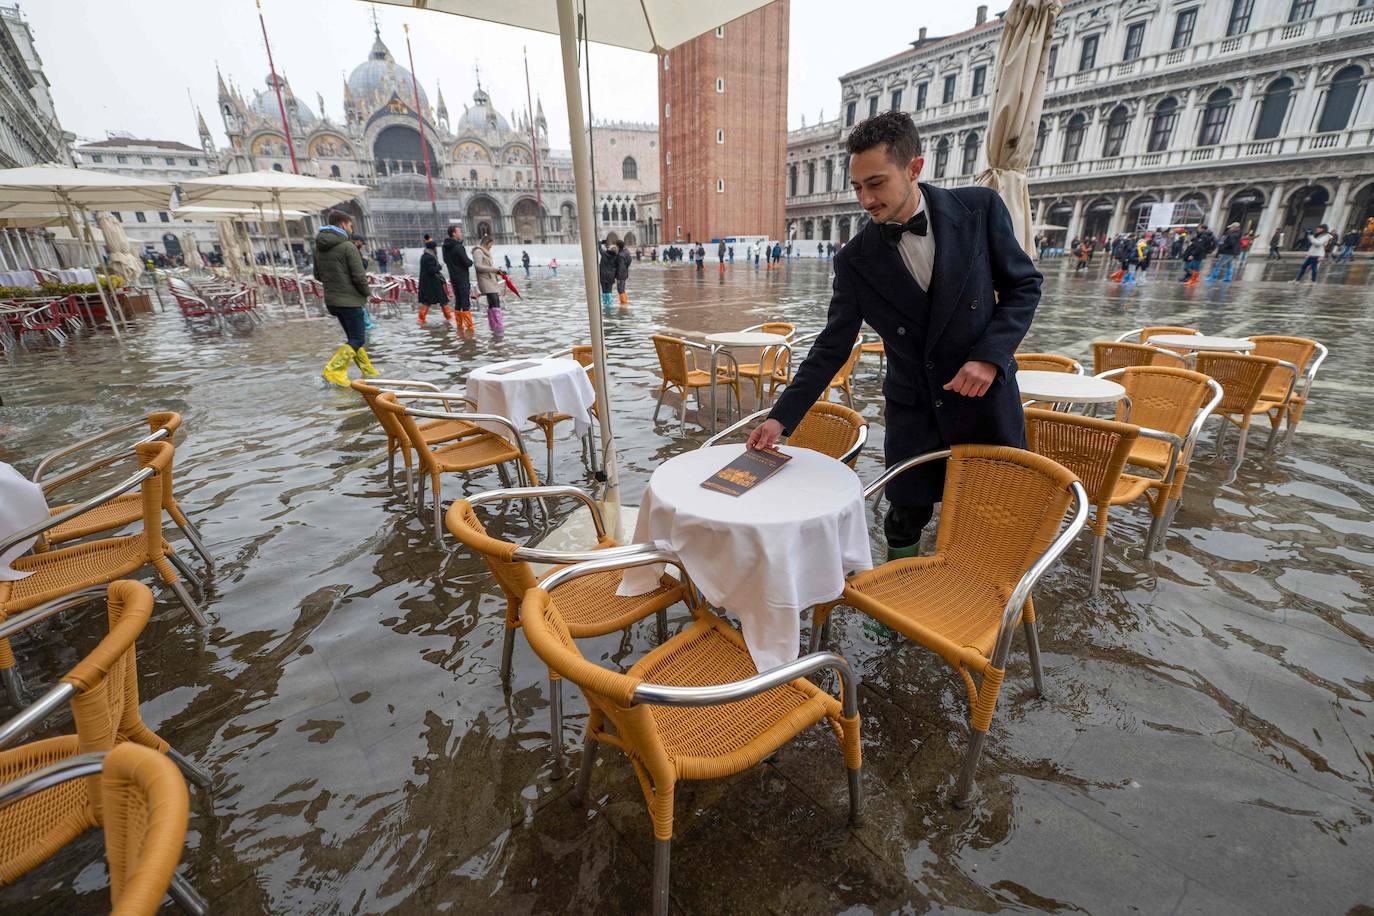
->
[467,195,502,241]
[511,197,545,242]
[372,124,441,177]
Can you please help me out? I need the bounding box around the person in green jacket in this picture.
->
[314,211,375,386]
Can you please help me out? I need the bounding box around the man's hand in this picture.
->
[746,418,784,450]
[943,360,999,398]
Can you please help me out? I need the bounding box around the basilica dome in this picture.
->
[348,33,427,109]
[250,74,318,127]
[456,86,509,135]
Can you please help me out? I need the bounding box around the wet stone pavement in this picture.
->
[0,253,1372,914]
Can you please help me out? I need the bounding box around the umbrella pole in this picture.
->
[79,205,128,333]
[239,218,264,302]
[275,192,308,317]
[1,229,19,271]
[258,204,288,318]
[556,0,618,493]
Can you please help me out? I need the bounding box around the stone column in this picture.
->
[1109,194,1128,236]
[1124,98,1151,158]
[1324,177,1353,231]
[1228,78,1256,147]
[1177,89,1201,153]
[1207,185,1226,229]
[1255,181,1286,247]
[1290,67,1322,136]
[1069,197,1085,239]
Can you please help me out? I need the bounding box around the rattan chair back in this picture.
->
[760,322,795,338]
[1113,366,1211,438]
[652,335,691,389]
[446,501,543,603]
[1248,336,1315,402]
[374,391,438,473]
[790,402,866,465]
[99,743,190,915]
[1092,341,1158,375]
[1024,409,1138,528]
[1015,353,1079,374]
[1195,353,1278,415]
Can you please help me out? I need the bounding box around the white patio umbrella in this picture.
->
[0,165,174,338]
[174,205,308,293]
[976,0,1063,256]
[179,171,366,316]
[97,212,143,286]
[362,0,774,493]
[217,220,248,280]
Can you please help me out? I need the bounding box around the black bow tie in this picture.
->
[880,211,928,246]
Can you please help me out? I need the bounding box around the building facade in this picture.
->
[215,24,580,251]
[660,0,789,244]
[787,0,1374,251]
[0,2,72,269]
[72,135,218,256]
[590,120,662,245]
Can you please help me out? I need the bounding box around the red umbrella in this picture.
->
[501,272,523,300]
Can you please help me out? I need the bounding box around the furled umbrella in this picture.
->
[217,219,247,280]
[180,230,203,270]
[976,0,1063,256]
[97,211,142,286]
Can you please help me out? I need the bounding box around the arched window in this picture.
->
[329,164,341,177]
[1148,97,1178,152]
[1197,89,1233,146]
[933,137,950,178]
[602,203,610,221]
[961,132,980,175]
[1318,65,1362,133]
[620,204,628,221]
[788,164,798,197]
[622,156,638,180]
[1062,113,1086,162]
[1031,119,1050,167]
[807,161,816,194]
[629,204,636,221]
[1254,78,1294,140]
[1102,105,1130,157]
[824,159,834,191]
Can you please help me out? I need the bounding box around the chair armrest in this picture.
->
[632,650,859,720]
[703,409,771,448]
[840,424,869,466]
[0,466,155,557]
[404,406,529,455]
[539,545,691,594]
[1183,380,1225,459]
[1298,343,1328,398]
[863,449,951,499]
[30,418,149,485]
[0,752,105,810]
[1114,328,1143,343]
[40,430,169,497]
[988,480,1088,671]
[468,484,610,541]
[1136,426,1184,483]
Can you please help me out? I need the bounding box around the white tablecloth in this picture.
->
[0,462,48,581]
[466,357,597,438]
[618,444,872,672]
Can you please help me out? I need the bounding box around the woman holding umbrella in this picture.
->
[417,238,452,327]
[473,234,507,333]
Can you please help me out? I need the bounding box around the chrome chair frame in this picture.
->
[364,378,469,503]
[653,336,742,435]
[704,407,868,466]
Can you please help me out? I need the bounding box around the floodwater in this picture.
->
[1,252,1371,914]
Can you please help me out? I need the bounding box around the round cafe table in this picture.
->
[465,357,596,437]
[617,444,872,672]
[1016,369,1125,406]
[703,331,789,435]
[1147,333,1255,353]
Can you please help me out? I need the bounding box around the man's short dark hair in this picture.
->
[845,110,923,166]
[327,210,351,228]
[447,225,459,237]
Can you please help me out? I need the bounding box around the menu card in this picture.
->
[701,448,792,497]
[489,360,542,376]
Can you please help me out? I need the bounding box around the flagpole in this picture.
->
[256,0,298,174]
[523,47,545,242]
[403,23,440,229]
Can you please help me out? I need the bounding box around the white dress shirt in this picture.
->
[888,193,935,291]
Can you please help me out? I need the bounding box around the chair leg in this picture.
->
[167,579,208,627]
[1231,426,1249,478]
[166,746,214,792]
[415,474,426,519]
[545,441,555,484]
[404,464,415,508]
[1023,619,1046,696]
[499,627,517,683]
[653,385,667,422]
[169,873,209,916]
[656,608,668,644]
[848,765,864,827]
[653,837,672,916]
[432,481,444,548]
[166,550,204,595]
[387,450,396,490]
[1,667,24,707]
[1089,532,1105,596]
[574,727,599,805]
[176,517,214,572]
[1213,420,1228,458]
[1145,509,1165,558]
[952,728,988,808]
[678,396,686,435]
[549,676,565,780]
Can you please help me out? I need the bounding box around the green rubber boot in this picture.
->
[322,345,355,387]
[886,541,923,562]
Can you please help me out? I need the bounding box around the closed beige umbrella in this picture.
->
[976,0,1063,256]
[217,220,247,279]
[97,211,142,285]
[180,230,203,270]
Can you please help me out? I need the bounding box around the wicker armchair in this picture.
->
[1194,352,1279,480]
[651,334,741,433]
[1015,352,1083,374]
[859,338,886,378]
[742,321,796,339]
[734,343,794,408]
[446,486,687,775]
[1092,340,1160,376]
[1024,409,1186,593]
[814,445,1087,806]
[705,402,868,467]
[30,412,212,571]
[522,547,862,916]
[351,379,480,503]
[1247,336,1326,450]
[375,392,540,547]
[0,442,206,706]
[0,742,200,914]
[824,338,865,408]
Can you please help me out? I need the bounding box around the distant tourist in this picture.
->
[1268,230,1283,259]
[474,235,507,332]
[549,256,558,276]
[616,239,631,304]
[315,210,376,386]
[443,225,474,334]
[1293,224,1332,283]
[598,238,618,305]
[417,238,451,327]
[521,249,531,278]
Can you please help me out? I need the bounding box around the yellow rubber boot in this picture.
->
[353,346,380,377]
[322,345,355,387]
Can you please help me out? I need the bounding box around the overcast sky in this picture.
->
[25,0,995,150]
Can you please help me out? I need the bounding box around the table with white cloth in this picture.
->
[465,357,597,440]
[1016,369,1126,406]
[0,462,48,581]
[1146,333,1256,353]
[617,444,873,673]
[703,331,788,434]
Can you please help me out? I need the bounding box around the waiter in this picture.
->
[748,111,1040,560]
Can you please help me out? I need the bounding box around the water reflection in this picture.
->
[0,256,1371,912]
